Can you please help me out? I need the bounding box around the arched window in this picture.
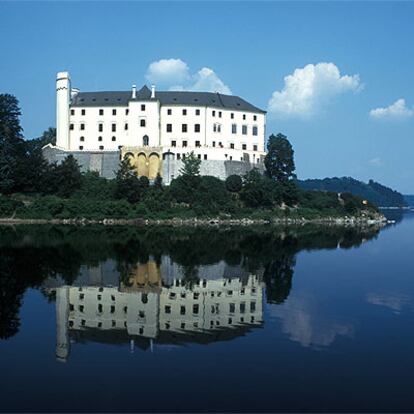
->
[143,135,149,146]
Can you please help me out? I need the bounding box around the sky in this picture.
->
[1,1,413,193]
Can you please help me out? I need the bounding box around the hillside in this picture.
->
[297,177,405,207]
[404,195,414,207]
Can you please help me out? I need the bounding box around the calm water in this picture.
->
[1,213,414,412]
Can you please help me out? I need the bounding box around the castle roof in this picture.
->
[71,86,266,114]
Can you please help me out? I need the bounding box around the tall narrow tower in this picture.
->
[56,71,71,149]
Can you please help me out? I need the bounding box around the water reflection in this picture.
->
[0,224,382,351]
[269,294,354,348]
[50,260,264,361]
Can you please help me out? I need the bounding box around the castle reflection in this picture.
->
[52,259,264,361]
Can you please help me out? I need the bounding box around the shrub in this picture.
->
[225,175,243,193]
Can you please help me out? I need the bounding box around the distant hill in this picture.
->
[297,177,406,207]
[404,195,414,207]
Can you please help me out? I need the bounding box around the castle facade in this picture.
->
[44,71,267,182]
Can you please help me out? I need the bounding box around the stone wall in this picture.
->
[43,146,120,179]
[42,146,265,183]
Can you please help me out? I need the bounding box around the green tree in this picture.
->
[53,155,82,198]
[264,133,296,182]
[180,151,201,176]
[114,157,142,203]
[0,94,27,194]
[225,174,243,193]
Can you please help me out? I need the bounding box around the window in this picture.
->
[242,144,247,150]
[180,306,186,315]
[171,140,176,147]
[98,123,103,132]
[70,123,74,130]
[195,109,200,115]
[194,124,200,133]
[99,109,104,115]
[112,123,116,132]
[125,109,129,115]
[125,123,128,130]
[214,123,221,133]
[253,126,258,136]
[182,109,187,115]
[231,124,237,134]
[99,145,104,150]
[231,112,234,119]
[81,109,85,116]
[166,123,172,132]
[242,125,247,135]
[79,146,83,150]
[112,136,116,142]
[167,108,172,115]
[143,135,149,146]
[140,119,146,127]
[243,114,246,120]
[80,136,85,142]
[219,142,223,148]
[177,153,181,160]
[80,123,85,130]
[212,110,216,117]
[197,154,201,159]
[182,124,187,133]
[195,140,200,147]
[218,111,222,118]
[112,109,116,115]
[165,305,171,314]
[98,136,103,141]
[141,104,146,111]
[230,143,234,149]
[193,304,199,314]
[204,154,207,160]
[253,144,258,151]
[212,141,216,147]
[182,140,188,147]
[71,109,75,115]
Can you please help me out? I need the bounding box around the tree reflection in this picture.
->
[0,224,382,341]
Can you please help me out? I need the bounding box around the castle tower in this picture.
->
[56,71,71,149]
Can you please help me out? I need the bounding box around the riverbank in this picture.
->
[0,213,387,227]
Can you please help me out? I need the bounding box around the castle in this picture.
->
[43,71,267,183]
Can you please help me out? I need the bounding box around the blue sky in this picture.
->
[1,1,413,192]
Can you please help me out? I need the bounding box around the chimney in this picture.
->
[151,84,155,99]
[132,84,136,99]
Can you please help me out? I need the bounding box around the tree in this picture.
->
[225,174,243,193]
[0,94,27,194]
[264,133,296,182]
[114,157,142,203]
[180,151,201,177]
[154,173,163,189]
[53,155,82,198]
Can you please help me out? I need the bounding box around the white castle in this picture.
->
[44,71,267,183]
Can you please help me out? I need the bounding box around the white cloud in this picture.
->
[268,62,362,118]
[145,58,190,86]
[146,59,231,94]
[189,67,231,94]
[368,157,383,167]
[369,98,414,120]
